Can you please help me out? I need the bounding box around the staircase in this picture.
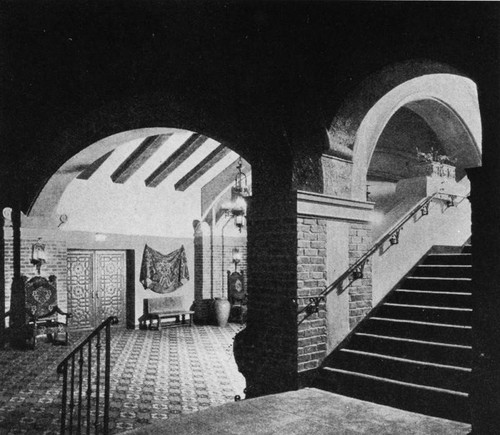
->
[318,244,472,423]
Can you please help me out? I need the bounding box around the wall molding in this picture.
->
[297,190,374,222]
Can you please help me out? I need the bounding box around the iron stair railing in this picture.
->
[57,316,119,435]
[296,190,469,323]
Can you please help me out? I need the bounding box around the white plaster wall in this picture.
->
[371,196,471,306]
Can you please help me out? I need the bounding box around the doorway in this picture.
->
[67,250,127,330]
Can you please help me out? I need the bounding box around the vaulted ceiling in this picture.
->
[30,129,250,238]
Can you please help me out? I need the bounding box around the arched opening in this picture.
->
[13,127,252,423]
[367,99,478,238]
[350,73,481,201]
[349,73,482,305]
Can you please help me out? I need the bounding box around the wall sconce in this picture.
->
[232,247,242,271]
[31,237,47,275]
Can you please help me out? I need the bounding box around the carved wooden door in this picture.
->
[67,251,94,330]
[94,251,126,325]
[67,250,126,330]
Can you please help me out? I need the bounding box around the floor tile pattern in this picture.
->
[0,324,245,434]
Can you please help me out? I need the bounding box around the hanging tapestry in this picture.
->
[140,244,190,294]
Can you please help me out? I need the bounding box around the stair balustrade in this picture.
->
[57,316,119,435]
[296,190,468,323]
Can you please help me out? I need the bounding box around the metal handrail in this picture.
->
[297,190,468,319]
[57,316,119,435]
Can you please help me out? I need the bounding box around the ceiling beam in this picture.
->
[76,151,114,180]
[145,134,208,187]
[110,134,171,184]
[174,145,232,191]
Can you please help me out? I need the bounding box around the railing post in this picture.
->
[69,354,76,434]
[61,361,68,435]
[86,340,92,435]
[103,323,111,435]
[95,331,101,433]
[77,347,84,433]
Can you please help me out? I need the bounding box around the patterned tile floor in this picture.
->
[0,324,246,434]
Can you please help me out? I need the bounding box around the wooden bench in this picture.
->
[139,296,194,330]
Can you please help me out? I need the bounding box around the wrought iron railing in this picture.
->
[297,190,469,322]
[57,316,119,435]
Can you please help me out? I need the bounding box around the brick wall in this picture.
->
[3,227,68,313]
[296,217,328,372]
[193,224,247,323]
[348,222,372,329]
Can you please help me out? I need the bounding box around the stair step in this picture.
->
[402,276,471,292]
[376,304,472,324]
[329,348,470,392]
[316,244,474,423]
[462,245,472,254]
[364,317,471,346]
[414,265,471,278]
[323,367,468,397]
[424,253,471,265]
[341,348,471,371]
[350,333,472,366]
[355,333,472,349]
[392,289,471,308]
[320,367,470,422]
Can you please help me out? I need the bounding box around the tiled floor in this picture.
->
[0,324,246,434]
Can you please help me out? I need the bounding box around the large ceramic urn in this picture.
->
[214,297,231,327]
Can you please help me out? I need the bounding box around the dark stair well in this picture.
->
[318,244,472,423]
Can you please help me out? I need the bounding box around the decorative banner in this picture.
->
[140,244,189,294]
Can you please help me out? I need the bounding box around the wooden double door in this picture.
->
[67,250,126,330]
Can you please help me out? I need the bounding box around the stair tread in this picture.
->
[384,303,472,311]
[355,332,472,349]
[371,317,471,328]
[418,264,471,267]
[397,289,471,296]
[323,367,469,397]
[428,253,471,256]
[406,276,471,281]
[340,348,471,371]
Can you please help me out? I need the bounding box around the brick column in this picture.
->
[296,218,328,373]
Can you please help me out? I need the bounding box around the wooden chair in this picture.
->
[228,271,247,324]
[25,275,71,349]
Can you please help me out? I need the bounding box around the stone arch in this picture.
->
[21,91,259,215]
[327,61,482,200]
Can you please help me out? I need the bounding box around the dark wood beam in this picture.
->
[145,134,208,187]
[76,151,114,180]
[110,134,171,184]
[174,145,232,191]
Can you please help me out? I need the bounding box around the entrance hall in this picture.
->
[0,325,244,434]
[2,2,500,433]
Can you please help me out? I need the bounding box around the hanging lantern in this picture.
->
[222,157,250,232]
